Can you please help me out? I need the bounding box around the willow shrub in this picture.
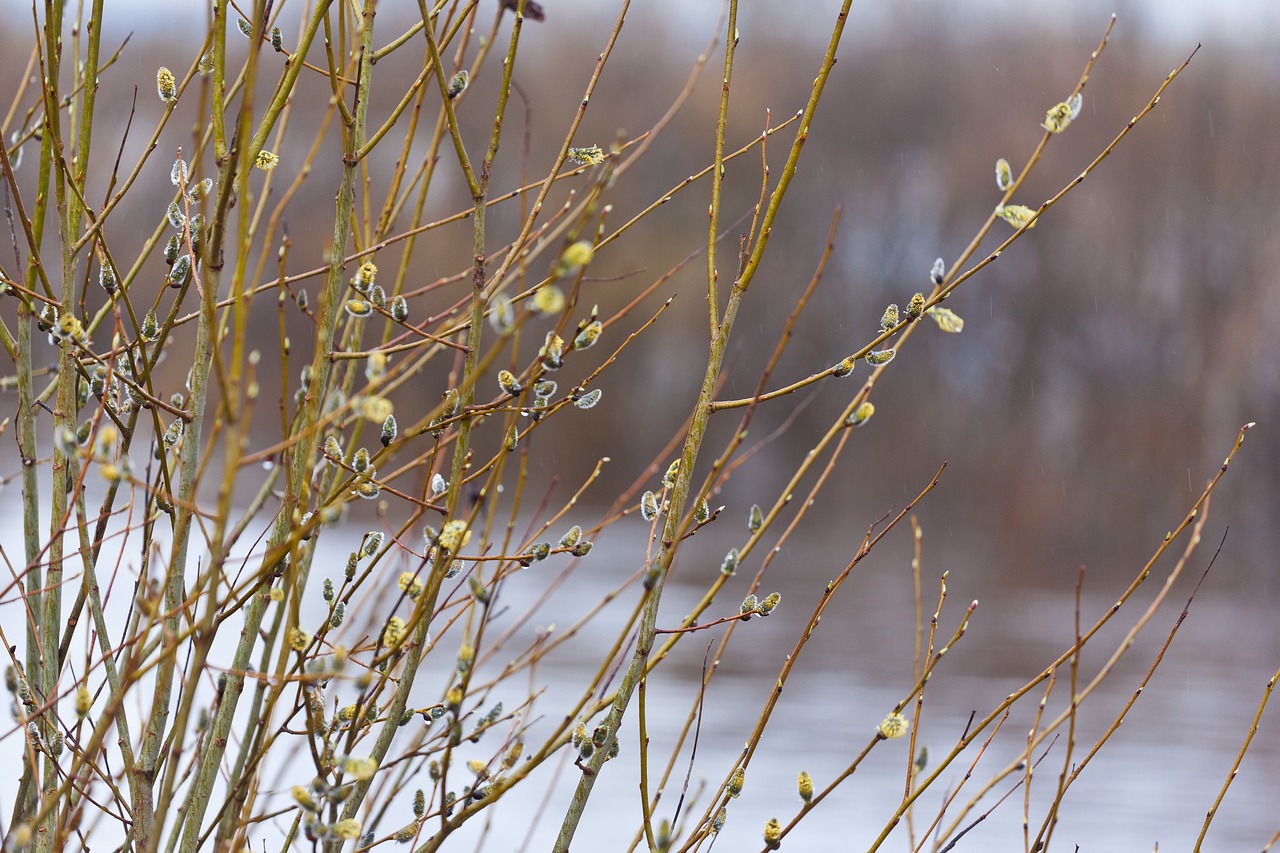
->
[0,4,1256,853]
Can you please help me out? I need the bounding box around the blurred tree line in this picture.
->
[3,4,1274,589]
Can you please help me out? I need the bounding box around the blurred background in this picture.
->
[2,0,1278,848]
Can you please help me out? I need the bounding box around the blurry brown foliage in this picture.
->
[2,8,1274,585]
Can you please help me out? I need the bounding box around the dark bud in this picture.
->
[500,0,545,21]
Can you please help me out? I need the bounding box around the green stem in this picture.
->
[143,2,234,847]
[38,0,81,846]
[331,3,523,839]
[705,0,738,336]
[551,4,852,848]
[171,2,356,851]
[3,46,53,836]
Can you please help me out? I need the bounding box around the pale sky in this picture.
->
[97,0,1279,47]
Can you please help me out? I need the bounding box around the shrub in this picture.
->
[0,3,1261,852]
